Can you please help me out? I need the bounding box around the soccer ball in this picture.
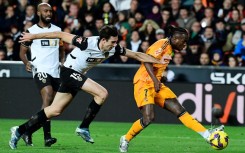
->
[209,131,229,150]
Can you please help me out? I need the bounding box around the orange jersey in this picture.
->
[133,38,173,84]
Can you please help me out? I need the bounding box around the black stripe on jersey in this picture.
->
[37,23,51,29]
[70,54,76,59]
[41,40,50,46]
[31,57,36,61]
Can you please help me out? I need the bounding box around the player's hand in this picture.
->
[160,55,172,64]
[25,62,32,72]
[153,79,162,92]
[19,32,34,43]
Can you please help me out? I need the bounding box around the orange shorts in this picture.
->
[134,80,176,108]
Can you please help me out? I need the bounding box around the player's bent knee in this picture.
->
[101,89,109,101]
[95,89,108,104]
[51,109,62,117]
[46,107,63,118]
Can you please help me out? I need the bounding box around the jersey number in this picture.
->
[144,89,148,102]
[37,73,48,83]
[70,73,83,81]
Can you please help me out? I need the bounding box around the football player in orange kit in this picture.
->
[119,26,225,152]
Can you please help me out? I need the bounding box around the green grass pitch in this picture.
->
[0,119,244,153]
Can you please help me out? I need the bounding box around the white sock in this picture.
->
[198,130,210,140]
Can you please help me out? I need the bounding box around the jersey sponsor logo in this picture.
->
[70,73,83,81]
[154,48,163,56]
[37,72,48,83]
[41,40,58,47]
[86,58,104,63]
[154,40,169,56]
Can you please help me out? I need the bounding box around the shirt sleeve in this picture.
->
[114,44,126,56]
[21,30,32,48]
[71,35,88,50]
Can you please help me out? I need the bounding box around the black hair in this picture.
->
[167,25,189,42]
[161,7,170,12]
[179,6,189,12]
[204,26,214,31]
[99,25,118,40]
[4,36,13,41]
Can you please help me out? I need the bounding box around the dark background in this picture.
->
[0,78,243,126]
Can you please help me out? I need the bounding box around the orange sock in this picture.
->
[125,119,144,141]
[179,112,207,134]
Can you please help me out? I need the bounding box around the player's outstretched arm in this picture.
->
[19,32,76,44]
[124,49,171,64]
[124,49,160,64]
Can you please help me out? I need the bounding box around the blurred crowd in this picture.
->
[0,0,245,67]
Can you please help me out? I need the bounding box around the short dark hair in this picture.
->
[99,25,118,40]
[161,8,170,13]
[168,25,189,41]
